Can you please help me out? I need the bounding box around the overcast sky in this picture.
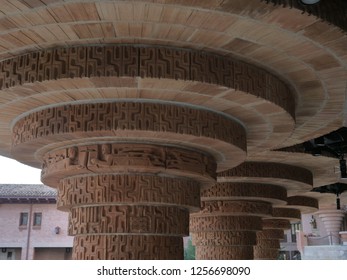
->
[0,155,42,184]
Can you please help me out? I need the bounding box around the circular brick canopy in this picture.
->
[218,162,313,191]
[262,219,291,230]
[256,229,284,240]
[272,207,301,223]
[201,183,287,205]
[11,100,246,171]
[285,196,319,213]
[196,200,273,218]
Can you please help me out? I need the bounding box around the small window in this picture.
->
[19,213,28,226]
[291,222,301,243]
[33,213,42,226]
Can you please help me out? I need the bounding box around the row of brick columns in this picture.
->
[254,209,300,259]
[190,182,306,259]
[8,45,302,260]
[11,98,317,259]
[11,99,318,259]
[190,161,317,260]
[191,183,280,259]
[254,222,288,260]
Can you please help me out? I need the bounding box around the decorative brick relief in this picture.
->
[218,162,313,186]
[272,207,301,220]
[69,205,189,236]
[12,102,246,151]
[256,229,284,240]
[253,247,280,260]
[57,174,200,210]
[41,143,216,184]
[198,200,272,217]
[254,228,284,260]
[1,45,294,117]
[196,246,254,260]
[73,235,183,260]
[201,183,287,202]
[286,196,319,209]
[190,216,262,232]
[191,181,282,260]
[256,238,280,249]
[262,219,290,230]
[192,231,256,246]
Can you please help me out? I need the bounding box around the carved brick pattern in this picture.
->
[191,198,264,259]
[254,228,283,259]
[57,174,200,210]
[262,219,290,230]
[196,200,272,217]
[73,234,105,260]
[253,247,279,260]
[69,205,189,236]
[1,45,294,117]
[254,230,284,260]
[218,162,313,185]
[0,52,39,88]
[73,235,183,260]
[105,45,138,77]
[37,46,138,80]
[190,216,262,232]
[12,102,245,151]
[201,183,287,201]
[41,143,216,184]
[233,60,266,98]
[191,198,265,259]
[192,231,256,246]
[196,246,254,260]
[255,238,280,249]
[272,207,301,220]
[139,47,190,80]
[191,52,227,85]
[257,229,284,240]
[287,196,319,209]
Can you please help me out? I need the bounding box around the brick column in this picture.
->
[12,102,246,259]
[198,162,313,259]
[254,228,285,260]
[191,183,287,259]
[254,208,301,260]
[43,144,214,259]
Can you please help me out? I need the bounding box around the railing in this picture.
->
[307,233,342,246]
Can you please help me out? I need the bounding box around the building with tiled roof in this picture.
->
[0,184,73,260]
[0,184,56,204]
